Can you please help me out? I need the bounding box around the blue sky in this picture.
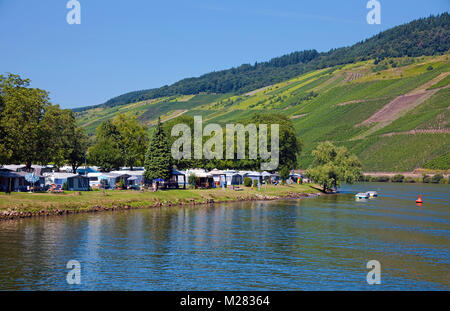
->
[0,0,448,108]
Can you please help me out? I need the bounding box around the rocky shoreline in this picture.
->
[0,191,321,221]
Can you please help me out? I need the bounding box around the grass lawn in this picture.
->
[0,184,320,214]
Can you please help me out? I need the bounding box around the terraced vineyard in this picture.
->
[76,54,450,171]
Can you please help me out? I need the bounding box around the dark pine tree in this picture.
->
[144,118,173,182]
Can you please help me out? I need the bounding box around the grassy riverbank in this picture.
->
[0,184,320,220]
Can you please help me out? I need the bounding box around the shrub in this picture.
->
[62,182,68,191]
[188,174,199,188]
[431,174,444,184]
[244,177,252,187]
[361,175,371,182]
[404,177,416,183]
[118,179,125,189]
[376,176,390,182]
[253,179,259,188]
[423,175,432,183]
[391,174,405,183]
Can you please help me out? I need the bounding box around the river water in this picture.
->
[0,183,448,290]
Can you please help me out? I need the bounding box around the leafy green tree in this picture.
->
[144,118,172,181]
[0,74,66,170]
[88,120,123,171]
[243,177,252,187]
[67,126,89,173]
[279,166,290,184]
[38,106,82,168]
[161,113,302,171]
[306,142,362,192]
[88,136,123,171]
[88,113,147,171]
[0,73,89,170]
[113,113,148,170]
[248,113,302,170]
[162,115,197,169]
[188,174,199,189]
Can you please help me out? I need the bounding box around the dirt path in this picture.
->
[245,85,274,96]
[381,128,450,136]
[290,114,307,119]
[359,91,438,126]
[411,72,450,94]
[148,109,188,125]
[358,73,449,127]
[352,73,450,140]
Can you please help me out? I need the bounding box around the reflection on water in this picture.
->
[0,183,449,290]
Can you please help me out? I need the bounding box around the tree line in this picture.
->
[88,113,303,175]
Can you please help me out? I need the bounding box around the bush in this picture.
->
[244,177,252,187]
[404,177,416,183]
[423,175,432,183]
[118,179,125,189]
[62,182,68,191]
[431,174,444,184]
[376,176,390,182]
[361,175,372,182]
[188,174,199,188]
[253,179,259,188]
[391,174,405,183]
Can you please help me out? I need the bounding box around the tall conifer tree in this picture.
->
[144,118,172,181]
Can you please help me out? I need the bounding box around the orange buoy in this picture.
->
[416,195,423,204]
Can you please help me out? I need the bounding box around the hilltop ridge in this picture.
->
[73,13,449,112]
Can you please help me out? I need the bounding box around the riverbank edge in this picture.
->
[0,190,322,221]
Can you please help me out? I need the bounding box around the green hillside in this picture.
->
[76,54,450,172]
[73,13,449,112]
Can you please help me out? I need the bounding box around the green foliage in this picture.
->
[188,174,199,188]
[423,152,450,170]
[431,174,444,184]
[88,113,148,170]
[73,15,450,173]
[161,113,302,171]
[243,177,252,187]
[117,179,125,189]
[376,176,390,182]
[88,136,123,171]
[113,113,148,169]
[248,113,302,170]
[423,175,432,183]
[428,74,450,89]
[144,118,172,181]
[279,166,290,183]
[391,174,405,182]
[0,73,87,169]
[74,13,450,112]
[253,179,259,187]
[162,115,197,170]
[306,142,362,192]
[62,182,68,191]
[67,124,89,173]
